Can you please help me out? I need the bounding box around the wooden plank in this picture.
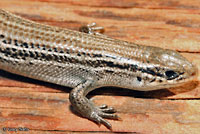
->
[0,0,199,133]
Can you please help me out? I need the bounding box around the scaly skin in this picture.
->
[0,9,197,129]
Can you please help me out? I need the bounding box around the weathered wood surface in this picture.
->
[0,0,200,133]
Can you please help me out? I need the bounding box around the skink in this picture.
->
[0,9,197,129]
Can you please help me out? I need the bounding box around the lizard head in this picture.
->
[134,47,198,90]
[101,44,197,91]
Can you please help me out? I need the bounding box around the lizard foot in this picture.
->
[69,81,120,130]
[79,22,104,35]
[89,104,120,129]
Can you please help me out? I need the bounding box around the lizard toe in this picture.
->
[99,104,116,113]
[99,112,119,120]
[90,110,112,129]
[100,107,116,113]
[99,104,108,109]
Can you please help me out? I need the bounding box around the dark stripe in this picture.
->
[0,37,165,78]
[139,67,164,77]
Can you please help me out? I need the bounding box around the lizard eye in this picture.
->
[165,70,179,80]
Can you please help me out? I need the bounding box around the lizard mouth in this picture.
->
[147,67,198,90]
[168,67,198,89]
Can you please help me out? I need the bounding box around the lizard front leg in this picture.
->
[69,80,119,129]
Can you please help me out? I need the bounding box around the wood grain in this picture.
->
[0,0,199,133]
